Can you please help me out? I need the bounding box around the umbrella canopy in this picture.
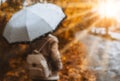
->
[3,3,65,43]
[0,0,6,5]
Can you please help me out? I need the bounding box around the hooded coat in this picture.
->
[27,34,62,80]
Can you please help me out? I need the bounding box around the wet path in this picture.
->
[79,34,120,81]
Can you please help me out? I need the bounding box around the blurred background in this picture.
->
[0,0,120,81]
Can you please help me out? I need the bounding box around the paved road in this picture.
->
[79,34,120,81]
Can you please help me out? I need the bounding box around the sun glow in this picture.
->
[97,0,120,19]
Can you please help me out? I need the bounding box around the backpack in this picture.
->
[27,50,51,79]
[27,37,51,79]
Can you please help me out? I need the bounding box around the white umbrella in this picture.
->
[0,0,6,5]
[3,3,65,43]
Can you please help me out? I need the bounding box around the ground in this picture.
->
[79,34,120,81]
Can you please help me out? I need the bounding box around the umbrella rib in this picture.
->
[25,9,31,41]
[39,17,54,30]
[27,9,54,30]
[4,23,13,43]
[25,9,53,41]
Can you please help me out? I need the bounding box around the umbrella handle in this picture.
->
[23,0,28,8]
[38,38,50,52]
[39,0,47,3]
[40,0,43,3]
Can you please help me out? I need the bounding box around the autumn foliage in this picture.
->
[0,0,97,81]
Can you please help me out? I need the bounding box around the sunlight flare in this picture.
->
[97,0,120,20]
